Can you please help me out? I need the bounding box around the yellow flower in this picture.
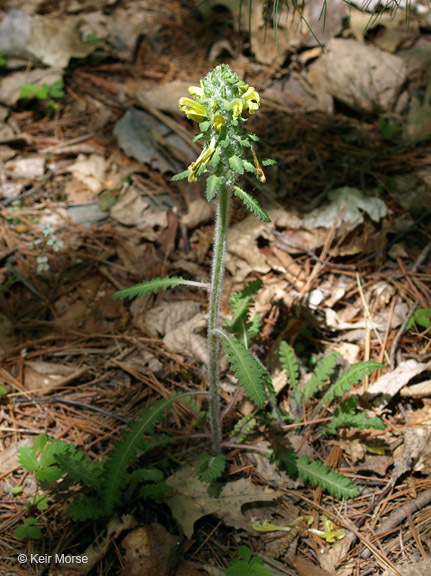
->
[211,113,225,130]
[188,136,216,182]
[188,83,204,99]
[242,86,260,113]
[232,99,243,120]
[179,97,207,122]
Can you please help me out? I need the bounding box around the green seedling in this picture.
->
[406,308,431,331]
[0,53,7,67]
[15,517,41,540]
[81,32,100,45]
[378,117,401,140]
[226,545,272,576]
[18,79,65,117]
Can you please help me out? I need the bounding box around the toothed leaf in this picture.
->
[229,155,244,174]
[206,174,222,201]
[113,277,196,300]
[304,352,338,402]
[322,361,385,404]
[197,453,226,482]
[170,170,190,181]
[233,186,270,222]
[222,334,268,408]
[325,398,385,435]
[261,158,277,166]
[102,396,175,515]
[279,341,299,390]
[297,456,360,499]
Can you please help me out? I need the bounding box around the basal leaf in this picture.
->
[297,456,360,499]
[322,361,385,404]
[303,352,338,402]
[279,341,299,390]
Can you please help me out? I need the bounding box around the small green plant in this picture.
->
[0,53,7,67]
[18,79,65,117]
[16,517,42,540]
[226,545,272,576]
[17,397,181,525]
[378,117,401,140]
[81,32,100,45]
[406,308,431,331]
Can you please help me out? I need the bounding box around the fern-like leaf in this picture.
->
[129,468,164,485]
[54,445,104,492]
[177,396,207,428]
[67,494,105,521]
[279,341,299,390]
[231,414,257,443]
[102,396,175,515]
[303,352,338,402]
[322,361,385,404]
[233,186,271,222]
[226,279,262,347]
[222,334,268,408]
[297,456,360,500]
[206,174,222,201]
[139,482,172,500]
[325,398,385,435]
[197,453,226,482]
[112,277,207,300]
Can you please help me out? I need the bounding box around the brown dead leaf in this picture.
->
[290,556,331,576]
[317,532,356,574]
[110,186,150,227]
[120,523,178,576]
[366,359,431,409]
[144,81,194,115]
[349,8,419,52]
[317,39,407,113]
[28,15,97,68]
[393,420,431,482]
[140,301,200,338]
[226,215,270,281]
[165,464,282,537]
[23,361,87,393]
[66,154,106,195]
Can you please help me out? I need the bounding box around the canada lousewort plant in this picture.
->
[174,65,276,452]
[115,65,276,454]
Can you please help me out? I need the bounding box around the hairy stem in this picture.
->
[208,184,230,453]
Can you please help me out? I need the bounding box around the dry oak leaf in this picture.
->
[165,464,283,538]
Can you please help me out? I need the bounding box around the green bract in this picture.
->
[176,64,266,188]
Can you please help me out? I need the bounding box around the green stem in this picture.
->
[208,184,230,454]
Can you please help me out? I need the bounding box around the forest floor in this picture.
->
[1,1,431,575]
